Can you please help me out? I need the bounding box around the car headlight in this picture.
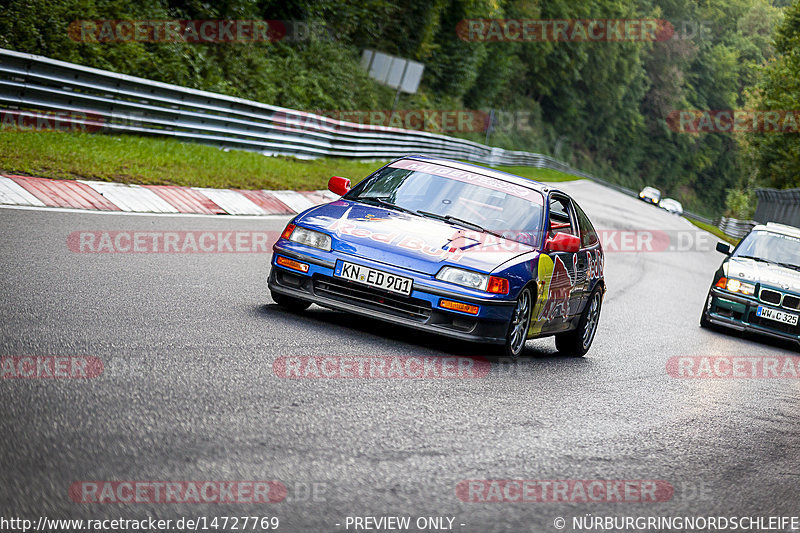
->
[436,267,511,295]
[437,267,489,291]
[715,277,755,296]
[285,225,332,251]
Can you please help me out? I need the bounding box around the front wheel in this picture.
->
[271,291,311,312]
[502,287,533,360]
[555,287,603,357]
[700,293,712,328]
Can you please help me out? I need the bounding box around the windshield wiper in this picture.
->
[735,255,775,264]
[737,255,800,271]
[353,196,417,215]
[415,211,504,238]
[777,262,800,272]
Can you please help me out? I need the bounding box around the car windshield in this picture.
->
[733,230,800,269]
[346,160,545,246]
[643,187,661,199]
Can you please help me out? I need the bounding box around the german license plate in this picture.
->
[756,305,799,326]
[334,261,412,296]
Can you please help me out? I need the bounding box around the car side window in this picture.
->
[574,203,599,248]
[548,196,576,237]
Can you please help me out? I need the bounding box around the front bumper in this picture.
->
[705,288,800,346]
[267,244,517,344]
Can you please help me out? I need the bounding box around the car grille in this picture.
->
[783,295,800,311]
[313,275,432,322]
[759,288,782,305]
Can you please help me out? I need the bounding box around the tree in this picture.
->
[745,0,800,188]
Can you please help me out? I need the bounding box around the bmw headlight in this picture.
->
[726,278,755,295]
[715,277,755,296]
[436,267,489,291]
[288,226,332,251]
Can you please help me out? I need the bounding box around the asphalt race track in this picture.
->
[1,180,798,532]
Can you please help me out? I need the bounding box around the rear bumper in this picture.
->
[705,288,800,346]
[267,245,516,345]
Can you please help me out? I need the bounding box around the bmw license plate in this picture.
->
[756,305,799,326]
[334,261,412,296]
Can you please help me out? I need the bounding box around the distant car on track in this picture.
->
[659,198,683,216]
[639,186,661,205]
[701,222,800,348]
[268,155,606,358]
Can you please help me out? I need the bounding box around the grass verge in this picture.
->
[688,218,740,246]
[492,165,580,183]
[0,131,582,190]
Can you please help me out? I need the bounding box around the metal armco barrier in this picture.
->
[0,47,715,224]
[718,217,757,239]
[755,188,800,228]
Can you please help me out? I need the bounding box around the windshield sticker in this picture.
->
[389,160,541,202]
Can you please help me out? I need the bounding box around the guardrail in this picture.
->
[0,47,715,225]
[755,188,800,228]
[718,217,757,240]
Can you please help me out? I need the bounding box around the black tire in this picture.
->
[700,293,712,328]
[555,287,603,357]
[271,291,311,312]
[502,287,533,360]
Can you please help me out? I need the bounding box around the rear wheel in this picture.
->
[555,288,602,357]
[271,291,311,312]
[502,287,532,360]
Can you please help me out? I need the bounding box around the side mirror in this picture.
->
[328,176,351,196]
[716,242,732,255]
[545,232,581,253]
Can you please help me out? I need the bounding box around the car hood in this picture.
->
[294,200,537,275]
[724,257,800,293]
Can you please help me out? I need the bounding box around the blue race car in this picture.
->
[268,156,606,358]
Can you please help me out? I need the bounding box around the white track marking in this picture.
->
[0,176,46,207]
[270,191,317,213]
[79,181,179,213]
[192,187,267,215]
[0,203,290,219]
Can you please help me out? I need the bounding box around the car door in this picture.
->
[539,193,582,333]
[573,200,603,311]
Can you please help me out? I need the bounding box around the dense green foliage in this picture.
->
[1,0,797,216]
[744,0,800,190]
